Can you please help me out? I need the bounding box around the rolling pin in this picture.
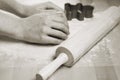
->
[36,6,120,80]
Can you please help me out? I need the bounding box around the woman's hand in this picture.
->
[16,1,63,17]
[0,1,69,45]
[16,11,69,44]
[23,2,63,16]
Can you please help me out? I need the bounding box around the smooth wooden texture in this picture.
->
[56,6,120,66]
[36,53,68,80]
[0,0,120,80]
[36,6,120,80]
[51,23,120,80]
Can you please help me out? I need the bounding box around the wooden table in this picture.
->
[0,0,120,80]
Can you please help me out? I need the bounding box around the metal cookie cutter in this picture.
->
[65,3,84,21]
[65,3,94,21]
[82,5,94,18]
[65,3,72,20]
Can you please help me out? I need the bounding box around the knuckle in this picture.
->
[59,32,65,36]
[40,35,45,41]
[42,26,47,32]
[64,26,69,32]
[61,34,67,39]
[59,24,65,29]
[39,26,44,33]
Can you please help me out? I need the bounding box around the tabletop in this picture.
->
[0,0,120,80]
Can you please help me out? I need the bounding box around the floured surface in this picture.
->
[0,11,104,80]
[52,22,120,80]
[0,0,120,80]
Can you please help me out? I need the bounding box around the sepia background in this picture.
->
[0,0,120,80]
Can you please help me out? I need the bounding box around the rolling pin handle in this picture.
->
[36,53,68,80]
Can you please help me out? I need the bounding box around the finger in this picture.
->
[52,18,69,29]
[39,10,69,28]
[40,10,64,18]
[54,12,69,29]
[38,10,67,23]
[46,28,68,40]
[43,35,63,44]
[61,12,69,28]
[50,22,69,34]
[46,2,63,11]
[51,15,65,23]
[49,14,68,27]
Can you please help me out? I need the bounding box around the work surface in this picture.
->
[0,0,120,80]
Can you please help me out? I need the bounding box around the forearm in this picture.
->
[0,9,21,37]
[0,0,26,16]
[0,8,69,44]
[0,0,63,17]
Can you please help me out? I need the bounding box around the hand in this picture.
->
[16,11,69,44]
[19,2,63,17]
[0,0,63,17]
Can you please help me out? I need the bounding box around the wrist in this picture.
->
[0,10,23,39]
[10,18,24,40]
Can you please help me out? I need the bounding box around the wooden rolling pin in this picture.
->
[36,6,120,80]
